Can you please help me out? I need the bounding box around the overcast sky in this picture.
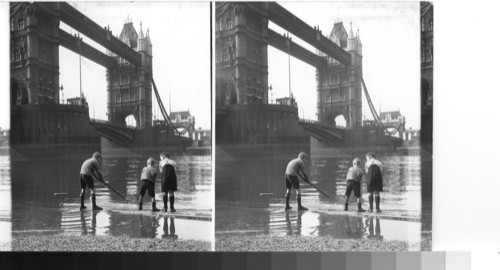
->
[1,2,211,130]
[269,1,420,129]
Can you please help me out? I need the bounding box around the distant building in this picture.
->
[380,110,405,126]
[169,110,196,139]
[275,96,297,107]
[66,96,88,107]
[170,110,195,125]
[403,128,420,144]
[195,127,211,147]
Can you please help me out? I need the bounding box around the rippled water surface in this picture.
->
[9,153,212,243]
[0,156,11,249]
[216,153,427,246]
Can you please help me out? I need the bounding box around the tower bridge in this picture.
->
[10,2,191,155]
[215,2,401,150]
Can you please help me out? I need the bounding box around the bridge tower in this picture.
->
[215,2,269,105]
[317,20,363,128]
[10,2,60,106]
[106,20,153,128]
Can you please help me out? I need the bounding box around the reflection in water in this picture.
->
[139,215,159,238]
[217,154,424,244]
[161,217,178,239]
[366,217,383,240]
[9,153,211,242]
[344,215,364,239]
[266,209,417,242]
[60,208,210,241]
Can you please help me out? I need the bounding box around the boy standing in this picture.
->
[344,158,366,212]
[159,152,178,212]
[365,152,383,213]
[79,152,104,210]
[284,152,310,211]
[138,157,160,212]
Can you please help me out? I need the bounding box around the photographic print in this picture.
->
[3,1,212,251]
[215,1,432,251]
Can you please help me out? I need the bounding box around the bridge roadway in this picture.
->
[58,2,142,66]
[59,30,115,68]
[89,119,136,143]
[89,119,193,147]
[298,119,345,142]
[268,29,326,68]
[268,2,352,66]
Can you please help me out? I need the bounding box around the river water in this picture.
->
[0,155,11,250]
[4,152,212,247]
[216,153,429,249]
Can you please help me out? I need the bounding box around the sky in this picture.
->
[1,1,211,130]
[1,1,417,130]
[269,2,420,129]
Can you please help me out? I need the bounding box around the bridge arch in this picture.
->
[125,114,138,128]
[323,110,347,128]
[112,110,139,128]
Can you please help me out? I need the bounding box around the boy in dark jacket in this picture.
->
[159,152,178,212]
[365,152,383,213]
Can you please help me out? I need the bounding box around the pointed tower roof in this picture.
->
[334,14,341,24]
[146,28,152,45]
[119,21,138,49]
[138,21,144,39]
[356,27,362,45]
[329,21,348,48]
[348,21,355,39]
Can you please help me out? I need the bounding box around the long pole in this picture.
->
[101,180,132,204]
[297,174,332,200]
[93,173,132,204]
[308,182,331,199]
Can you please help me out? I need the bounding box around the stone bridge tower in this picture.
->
[215,2,269,106]
[10,2,60,106]
[106,20,153,128]
[317,21,363,128]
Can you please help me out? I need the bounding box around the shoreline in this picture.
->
[5,232,211,252]
[216,234,431,252]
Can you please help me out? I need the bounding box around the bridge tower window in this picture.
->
[120,75,130,85]
[330,75,339,85]
[18,19,24,30]
[332,87,339,101]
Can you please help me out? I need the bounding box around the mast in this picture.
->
[287,34,291,97]
[78,33,82,99]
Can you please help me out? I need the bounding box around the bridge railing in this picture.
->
[298,119,346,130]
[89,118,137,130]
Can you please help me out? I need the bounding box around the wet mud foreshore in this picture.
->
[8,233,211,252]
[215,234,431,252]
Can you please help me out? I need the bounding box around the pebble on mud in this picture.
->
[216,234,432,251]
[9,233,211,252]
